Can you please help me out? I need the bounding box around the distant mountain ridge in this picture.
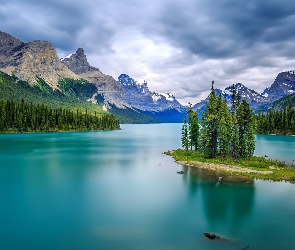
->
[261,71,295,102]
[193,71,295,116]
[118,74,184,112]
[118,74,186,122]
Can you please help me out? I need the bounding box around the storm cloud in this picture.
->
[1,0,295,104]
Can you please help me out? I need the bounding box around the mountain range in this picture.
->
[192,71,295,117]
[1,30,295,123]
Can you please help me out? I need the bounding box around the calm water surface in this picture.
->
[1,124,295,250]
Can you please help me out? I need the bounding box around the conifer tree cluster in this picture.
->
[181,82,256,159]
[0,99,120,132]
[256,101,295,135]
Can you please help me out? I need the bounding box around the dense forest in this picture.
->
[182,82,255,159]
[0,99,120,132]
[256,101,295,135]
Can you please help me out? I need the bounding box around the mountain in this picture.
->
[118,74,186,122]
[0,31,77,89]
[261,71,295,102]
[193,72,295,117]
[192,83,264,116]
[61,48,130,109]
[60,48,164,123]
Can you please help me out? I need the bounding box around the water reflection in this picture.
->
[182,165,255,233]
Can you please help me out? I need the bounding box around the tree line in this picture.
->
[256,101,295,135]
[0,99,120,132]
[182,82,255,159]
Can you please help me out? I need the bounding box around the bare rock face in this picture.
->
[61,48,104,76]
[61,48,129,109]
[0,32,78,89]
[0,31,23,57]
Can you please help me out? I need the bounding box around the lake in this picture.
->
[1,124,295,249]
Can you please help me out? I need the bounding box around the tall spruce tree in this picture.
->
[201,81,218,158]
[181,115,189,151]
[190,111,200,150]
[217,97,232,159]
[237,99,255,158]
[187,102,200,150]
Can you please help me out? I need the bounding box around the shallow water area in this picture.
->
[1,124,295,249]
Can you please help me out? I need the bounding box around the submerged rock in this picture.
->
[204,232,234,241]
[204,232,220,240]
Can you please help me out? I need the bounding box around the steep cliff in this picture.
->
[61,48,129,109]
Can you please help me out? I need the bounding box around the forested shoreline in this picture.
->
[256,101,295,135]
[0,99,120,132]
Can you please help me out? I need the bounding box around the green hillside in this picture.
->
[0,71,105,114]
[272,93,295,110]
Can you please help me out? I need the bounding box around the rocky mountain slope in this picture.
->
[118,74,186,122]
[61,50,186,121]
[261,71,295,102]
[118,74,184,112]
[61,48,129,109]
[0,31,77,89]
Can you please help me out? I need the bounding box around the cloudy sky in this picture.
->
[1,0,295,104]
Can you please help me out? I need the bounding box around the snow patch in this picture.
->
[152,93,162,102]
[160,92,174,101]
[61,54,73,61]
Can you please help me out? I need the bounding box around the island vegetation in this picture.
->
[167,81,295,182]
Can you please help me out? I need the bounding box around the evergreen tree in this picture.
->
[187,102,200,150]
[201,81,218,158]
[181,116,189,151]
[217,98,232,159]
[237,99,255,158]
[190,111,200,150]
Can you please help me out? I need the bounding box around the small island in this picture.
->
[167,82,295,183]
[165,149,295,183]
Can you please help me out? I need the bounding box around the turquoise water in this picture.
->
[0,124,295,249]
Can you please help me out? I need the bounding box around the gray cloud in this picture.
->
[1,0,295,104]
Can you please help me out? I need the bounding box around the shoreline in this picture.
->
[175,160,273,175]
[165,150,295,183]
